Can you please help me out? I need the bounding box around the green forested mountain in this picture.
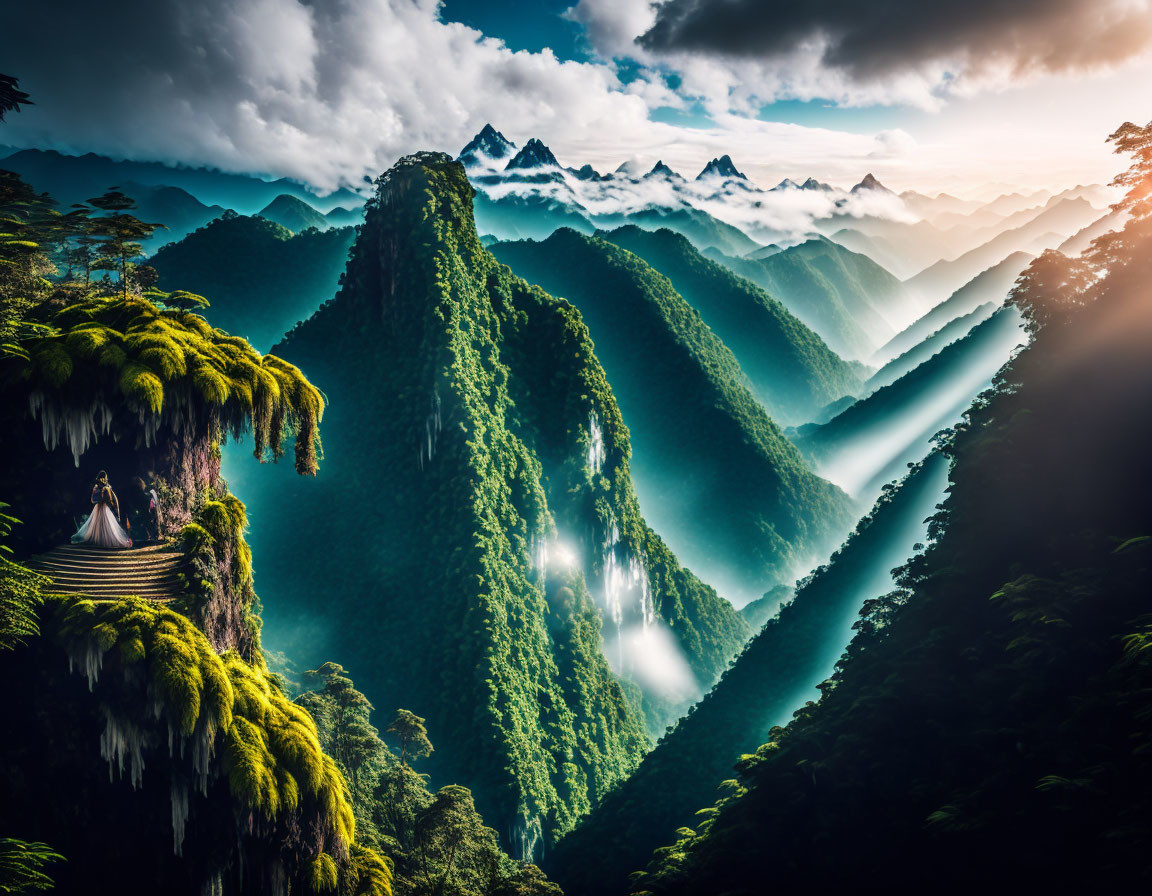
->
[491,230,855,604]
[548,451,950,896]
[629,155,1152,894]
[707,236,910,362]
[258,193,331,233]
[596,225,861,423]
[235,153,750,857]
[149,212,355,351]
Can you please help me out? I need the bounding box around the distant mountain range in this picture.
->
[0,137,1111,310]
[705,236,913,362]
[454,124,1113,315]
[150,213,355,351]
[457,125,919,257]
[0,147,363,214]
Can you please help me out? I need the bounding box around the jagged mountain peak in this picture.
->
[802,177,834,191]
[459,123,517,166]
[570,163,605,181]
[696,154,747,181]
[774,178,800,190]
[851,173,893,194]
[505,137,561,171]
[647,160,683,180]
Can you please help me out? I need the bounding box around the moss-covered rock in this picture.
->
[1,595,390,894]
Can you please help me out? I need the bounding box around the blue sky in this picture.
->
[440,0,590,60]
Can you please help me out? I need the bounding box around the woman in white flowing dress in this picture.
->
[71,471,133,549]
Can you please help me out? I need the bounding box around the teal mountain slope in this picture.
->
[233,153,749,854]
[596,207,760,257]
[596,225,862,424]
[117,181,228,251]
[794,308,1026,499]
[258,193,331,233]
[547,451,950,896]
[875,250,1033,364]
[630,212,1152,894]
[865,302,998,394]
[150,212,355,351]
[491,230,856,603]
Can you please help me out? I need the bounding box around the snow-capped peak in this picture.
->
[459,124,516,168]
[505,138,562,171]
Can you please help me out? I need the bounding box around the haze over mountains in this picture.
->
[4,95,1144,896]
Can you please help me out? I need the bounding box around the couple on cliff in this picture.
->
[71,471,160,549]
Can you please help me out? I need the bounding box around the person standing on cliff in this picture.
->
[71,471,132,549]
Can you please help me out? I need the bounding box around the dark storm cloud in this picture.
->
[639,0,1152,81]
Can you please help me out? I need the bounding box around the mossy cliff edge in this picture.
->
[0,239,386,891]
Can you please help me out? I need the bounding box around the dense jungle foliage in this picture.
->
[627,120,1152,894]
[239,151,748,860]
[297,661,561,896]
[597,225,862,423]
[150,211,355,351]
[492,229,855,603]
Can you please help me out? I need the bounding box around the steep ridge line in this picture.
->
[26,543,187,601]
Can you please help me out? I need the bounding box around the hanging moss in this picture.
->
[57,598,234,737]
[347,844,393,896]
[9,295,323,474]
[175,490,258,656]
[52,597,357,860]
[306,853,339,892]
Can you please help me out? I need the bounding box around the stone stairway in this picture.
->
[26,543,187,602]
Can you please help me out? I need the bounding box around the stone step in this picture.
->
[28,542,189,603]
[30,559,183,574]
[55,546,176,557]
